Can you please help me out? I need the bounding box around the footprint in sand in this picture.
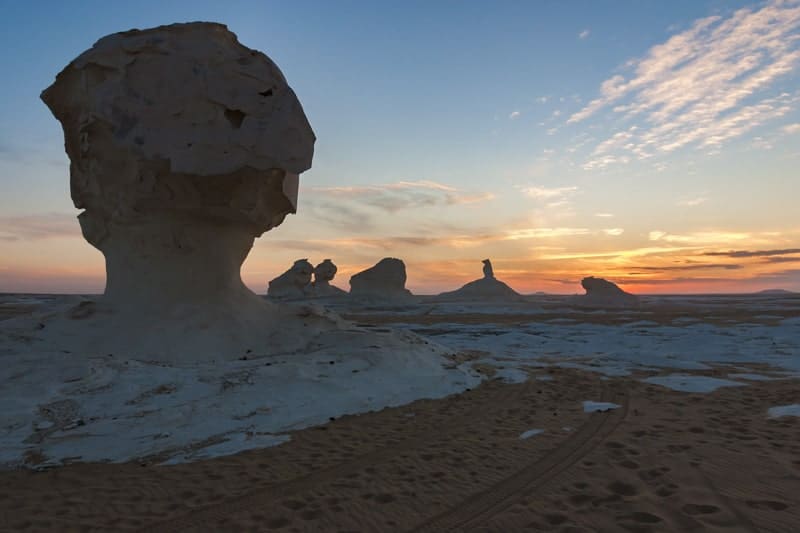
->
[607,480,638,496]
[682,503,720,515]
[746,499,788,511]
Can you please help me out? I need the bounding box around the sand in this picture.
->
[1,364,797,532]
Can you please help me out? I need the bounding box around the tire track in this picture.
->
[142,377,536,532]
[411,387,630,532]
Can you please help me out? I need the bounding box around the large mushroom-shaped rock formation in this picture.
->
[267,259,314,299]
[349,258,414,301]
[30,22,351,360]
[41,23,313,312]
[310,259,347,297]
[435,259,522,301]
[570,276,639,308]
[0,22,480,467]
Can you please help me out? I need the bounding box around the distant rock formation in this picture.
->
[482,259,494,279]
[268,259,314,298]
[349,258,413,301]
[571,276,639,308]
[755,289,796,295]
[436,259,522,301]
[309,259,347,297]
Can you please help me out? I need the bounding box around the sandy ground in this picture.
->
[0,363,797,532]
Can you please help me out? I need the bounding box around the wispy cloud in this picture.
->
[629,263,743,272]
[303,180,494,213]
[509,110,521,119]
[649,230,752,245]
[571,0,800,168]
[677,197,707,207]
[521,185,579,199]
[704,248,800,258]
[504,227,590,240]
[783,123,800,134]
[579,29,590,39]
[0,213,80,241]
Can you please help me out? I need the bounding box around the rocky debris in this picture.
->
[267,259,314,299]
[349,258,413,301]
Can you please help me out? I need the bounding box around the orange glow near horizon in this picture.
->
[3,232,797,296]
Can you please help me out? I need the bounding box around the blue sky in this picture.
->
[1,0,799,294]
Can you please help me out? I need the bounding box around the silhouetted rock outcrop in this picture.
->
[349,258,413,301]
[570,276,638,308]
[310,259,347,297]
[436,259,522,301]
[268,259,314,298]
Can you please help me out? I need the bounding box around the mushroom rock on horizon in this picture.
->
[268,259,314,299]
[38,22,327,359]
[571,276,639,308]
[349,258,414,301]
[435,259,522,302]
[310,259,347,297]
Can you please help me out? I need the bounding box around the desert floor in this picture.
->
[1,296,799,532]
[1,368,799,531]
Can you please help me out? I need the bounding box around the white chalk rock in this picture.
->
[22,22,352,362]
[570,276,639,308]
[41,22,314,311]
[310,259,347,297]
[268,259,314,299]
[0,23,480,467]
[435,259,522,301]
[349,258,414,301]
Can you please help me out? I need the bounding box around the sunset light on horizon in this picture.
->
[2,0,799,295]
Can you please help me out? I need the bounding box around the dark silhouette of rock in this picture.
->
[571,276,638,308]
[310,259,347,297]
[436,260,522,302]
[482,259,494,279]
[349,258,413,301]
[268,259,314,298]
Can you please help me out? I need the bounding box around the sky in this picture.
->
[1,0,799,295]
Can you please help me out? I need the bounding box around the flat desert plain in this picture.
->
[1,293,798,532]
